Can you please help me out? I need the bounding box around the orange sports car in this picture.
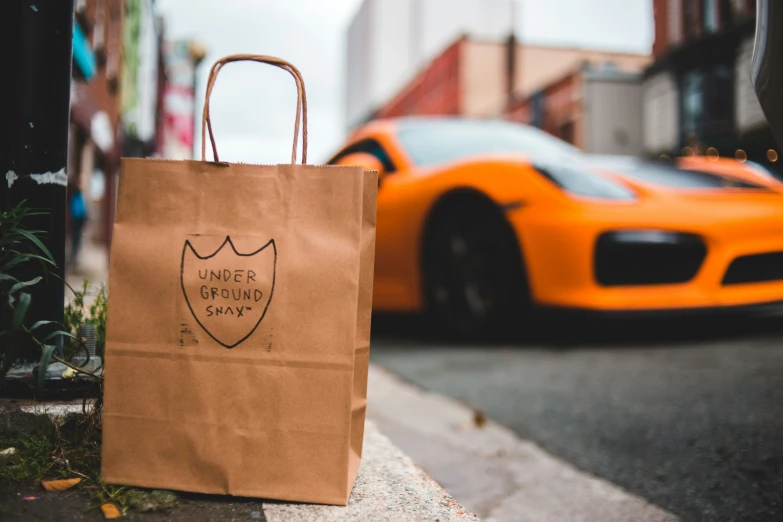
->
[329,117,783,336]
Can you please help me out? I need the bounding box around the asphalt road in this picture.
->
[370,313,783,522]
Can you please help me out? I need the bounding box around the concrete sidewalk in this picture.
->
[367,365,678,522]
[263,422,477,522]
[4,357,676,521]
[2,399,478,521]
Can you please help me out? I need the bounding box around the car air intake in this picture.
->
[722,252,783,285]
[595,231,707,286]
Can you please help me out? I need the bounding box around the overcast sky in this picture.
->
[156,0,653,164]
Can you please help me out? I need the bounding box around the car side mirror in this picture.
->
[335,152,386,186]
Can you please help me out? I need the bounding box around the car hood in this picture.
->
[586,156,783,194]
[559,155,783,234]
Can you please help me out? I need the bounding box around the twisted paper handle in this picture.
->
[201,54,308,164]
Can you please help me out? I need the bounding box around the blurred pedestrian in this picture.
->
[68,182,88,269]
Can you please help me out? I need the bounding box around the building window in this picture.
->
[709,64,733,123]
[684,0,698,38]
[703,0,719,32]
[682,70,704,139]
[719,0,733,25]
[681,64,734,146]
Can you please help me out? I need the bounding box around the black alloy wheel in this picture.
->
[423,195,529,339]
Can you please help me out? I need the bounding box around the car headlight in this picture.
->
[534,162,636,200]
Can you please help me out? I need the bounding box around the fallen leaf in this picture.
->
[473,409,486,428]
[101,503,122,519]
[0,447,15,456]
[42,477,82,491]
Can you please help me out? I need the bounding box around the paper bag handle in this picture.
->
[201,54,308,164]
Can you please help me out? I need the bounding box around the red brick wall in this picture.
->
[652,0,670,58]
[375,38,463,119]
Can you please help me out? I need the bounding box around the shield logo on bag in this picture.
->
[181,237,276,348]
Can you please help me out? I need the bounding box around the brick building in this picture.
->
[642,0,776,171]
[68,0,165,263]
[374,38,464,119]
[374,35,649,154]
[505,63,647,155]
[346,0,516,130]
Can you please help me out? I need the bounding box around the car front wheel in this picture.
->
[422,194,529,339]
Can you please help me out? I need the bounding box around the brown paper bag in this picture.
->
[101,55,377,506]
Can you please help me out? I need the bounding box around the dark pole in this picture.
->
[505,1,518,110]
[0,0,75,354]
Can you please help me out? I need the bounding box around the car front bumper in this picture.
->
[508,205,783,312]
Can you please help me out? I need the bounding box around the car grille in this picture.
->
[722,252,783,285]
[595,232,707,286]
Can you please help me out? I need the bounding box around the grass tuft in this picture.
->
[0,411,176,514]
[0,433,54,485]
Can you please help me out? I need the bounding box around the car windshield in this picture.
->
[396,119,582,166]
[590,157,765,189]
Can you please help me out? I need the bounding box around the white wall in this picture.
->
[415,0,513,67]
[346,0,414,128]
[346,0,373,127]
[370,0,415,112]
[584,75,644,155]
[642,71,679,153]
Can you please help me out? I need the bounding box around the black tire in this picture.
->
[422,193,529,339]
